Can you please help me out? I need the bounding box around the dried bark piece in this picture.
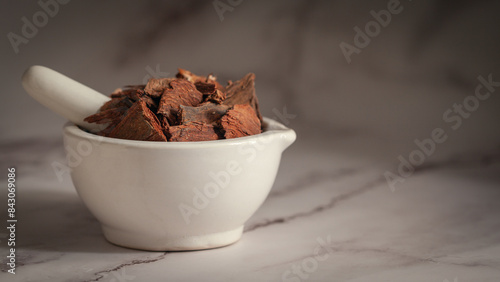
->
[205,89,226,104]
[194,81,216,95]
[108,100,167,141]
[111,85,145,98]
[176,68,211,83]
[86,68,264,142]
[99,96,134,111]
[221,104,261,139]
[223,73,262,122]
[158,114,170,137]
[158,79,204,125]
[168,122,219,142]
[111,89,140,102]
[137,92,160,113]
[87,88,160,137]
[179,103,230,125]
[144,78,174,98]
[194,81,226,104]
[84,106,128,125]
[177,69,224,91]
[84,96,134,135]
[109,88,159,113]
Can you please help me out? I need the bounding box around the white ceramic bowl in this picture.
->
[63,117,296,251]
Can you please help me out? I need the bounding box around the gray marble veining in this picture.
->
[1,122,500,281]
[2,0,500,281]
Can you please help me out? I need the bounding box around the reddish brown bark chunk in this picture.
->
[108,100,167,141]
[194,81,216,95]
[111,85,145,100]
[84,106,128,125]
[84,68,264,142]
[169,122,219,142]
[158,79,204,125]
[179,103,230,125]
[99,97,130,111]
[221,104,261,139]
[205,89,225,104]
[144,78,174,98]
[223,73,262,122]
[177,68,224,91]
[84,96,134,135]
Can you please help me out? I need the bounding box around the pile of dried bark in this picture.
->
[84,69,262,142]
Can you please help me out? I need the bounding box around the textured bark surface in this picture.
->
[177,68,224,91]
[205,89,225,104]
[179,102,230,125]
[108,100,167,141]
[221,104,261,139]
[157,79,204,125]
[223,73,262,122]
[169,122,219,142]
[194,81,216,95]
[144,78,174,98]
[84,96,134,135]
[84,69,263,142]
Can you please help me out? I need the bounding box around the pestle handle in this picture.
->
[22,65,110,132]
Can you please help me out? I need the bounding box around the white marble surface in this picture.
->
[1,121,500,282]
[2,1,500,281]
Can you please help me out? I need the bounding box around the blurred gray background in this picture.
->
[2,0,500,158]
